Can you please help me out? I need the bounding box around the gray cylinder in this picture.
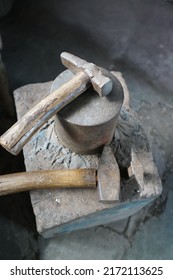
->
[51,69,124,154]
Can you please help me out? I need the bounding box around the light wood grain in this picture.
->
[0,169,96,196]
[0,71,90,155]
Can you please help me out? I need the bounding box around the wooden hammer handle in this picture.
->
[0,71,89,155]
[0,169,96,196]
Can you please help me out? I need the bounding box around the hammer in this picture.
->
[0,52,113,155]
[0,146,120,202]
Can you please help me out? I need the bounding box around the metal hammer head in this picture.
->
[60,52,113,96]
[97,145,120,203]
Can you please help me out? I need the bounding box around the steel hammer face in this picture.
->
[60,52,113,96]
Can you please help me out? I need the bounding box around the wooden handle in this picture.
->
[0,169,96,196]
[0,71,90,155]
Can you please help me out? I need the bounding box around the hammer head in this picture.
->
[60,52,113,96]
[97,145,120,203]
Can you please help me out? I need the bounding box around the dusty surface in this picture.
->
[13,74,161,237]
[52,70,122,125]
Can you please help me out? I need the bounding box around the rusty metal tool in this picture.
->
[0,52,113,156]
[97,145,120,202]
[0,145,120,203]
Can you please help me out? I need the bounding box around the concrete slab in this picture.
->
[13,72,161,238]
[39,226,130,260]
[123,175,173,259]
[38,68,171,259]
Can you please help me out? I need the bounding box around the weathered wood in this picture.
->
[12,71,162,237]
[0,169,96,196]
[0,71,89,155]
[128,148,144,191]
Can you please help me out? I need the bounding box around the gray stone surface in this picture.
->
[13,72,161,237]
[39,68,171,260]
[123,174,173,259]
[0,193,38,260]
[39,226,129,260]
[123,68,173,175]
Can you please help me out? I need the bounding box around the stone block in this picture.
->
[13,72,162,238]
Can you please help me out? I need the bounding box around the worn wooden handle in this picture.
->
[0,71,90,155]
[0,169,96,196]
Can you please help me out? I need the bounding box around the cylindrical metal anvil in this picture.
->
[51,68,124,154]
